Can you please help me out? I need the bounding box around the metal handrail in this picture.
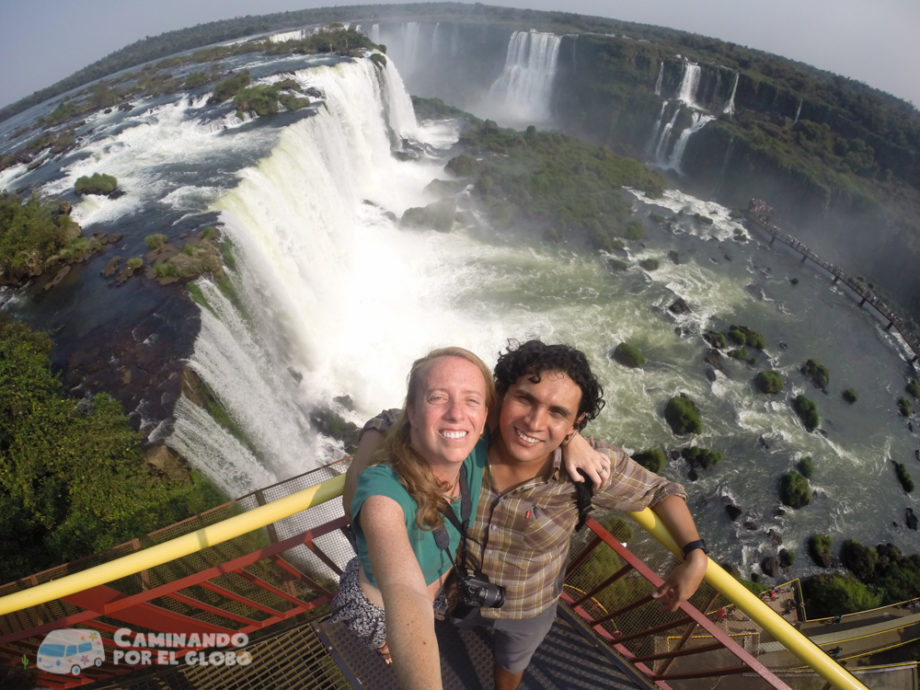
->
[627,508,866,689]
[0,474,344,617]
[0,471,865,689]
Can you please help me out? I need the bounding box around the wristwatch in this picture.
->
[681,539,707,558]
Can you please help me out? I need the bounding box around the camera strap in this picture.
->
[434,470,471,570]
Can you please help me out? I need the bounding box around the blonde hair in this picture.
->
[379,347,495,530]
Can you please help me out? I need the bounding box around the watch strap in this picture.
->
[681,539,707,558]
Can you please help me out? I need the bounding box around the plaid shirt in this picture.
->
[465,442,687,620]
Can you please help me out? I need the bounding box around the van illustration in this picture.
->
[37,628,104,676]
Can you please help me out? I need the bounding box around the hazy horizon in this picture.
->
[1,0,918,112]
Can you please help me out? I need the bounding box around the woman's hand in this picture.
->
[562,432,612,488]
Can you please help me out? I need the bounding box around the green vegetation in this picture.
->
[727,347,754,364]
[753,370,783,394]
[840,540,878,581]
[0,192,88,285]
[632,448,666,473]
[802,574,883,618]
[842,388,858,403]
[611,342,645,368]
[807,534,833,568]
[183,71,209,89]
[233,81,312,118]
[897,397,913,417]
[682,446,722,470]
[727,325,765,349]
[0,314,223,581]
[638,257,659,271]
[797,456,815,479]
[703,330,727,349]
[792,394,819,432]
[447,119,666,251]
[894,462,914,492]
[213,70,252,102]
[907,380,920,400]
[145,233,168,250]
[74,173,118,196]
[664,395,701,435]
[780,470,811,508]
[801,358,830,389]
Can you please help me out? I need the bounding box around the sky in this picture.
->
[1,0,918,111]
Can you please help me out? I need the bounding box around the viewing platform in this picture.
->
[744,201,920,370]
[0,462,909,689]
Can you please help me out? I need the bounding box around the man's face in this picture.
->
[408,355,489,468]
[496,369,583,466]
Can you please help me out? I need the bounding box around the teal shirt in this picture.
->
[352,434,487,588]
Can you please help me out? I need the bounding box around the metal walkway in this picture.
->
[316,603,652,689]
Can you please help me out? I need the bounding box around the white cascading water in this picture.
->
[723,72,739,116]
[650,59,713,171]
[484,30,562,125]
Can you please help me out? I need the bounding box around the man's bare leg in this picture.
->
[494,663,524,690]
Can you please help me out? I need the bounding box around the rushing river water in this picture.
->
[1,37,918,581]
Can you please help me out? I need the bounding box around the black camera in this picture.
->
[458,571,505,609]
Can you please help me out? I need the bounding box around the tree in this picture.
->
[0,313,221,581]
[801,574,882,618]
[840,540,878,582]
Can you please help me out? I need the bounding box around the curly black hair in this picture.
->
[493,339,605,430]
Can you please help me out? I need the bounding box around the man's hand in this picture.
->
[651,549,708,612]
[562,432,612,488]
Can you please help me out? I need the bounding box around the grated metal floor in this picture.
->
[316,603,653,689]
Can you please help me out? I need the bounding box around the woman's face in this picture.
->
[408,355,489,468]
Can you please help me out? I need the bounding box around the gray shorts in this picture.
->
[487,601,559,674]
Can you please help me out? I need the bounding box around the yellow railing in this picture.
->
[628,508,867,690]
[0,474,344,617]
[0,472,865,689]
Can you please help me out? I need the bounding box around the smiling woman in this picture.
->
[331,346,494,688]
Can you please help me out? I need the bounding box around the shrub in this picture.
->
[801,574,882,618]
[682,446,722,469]
[623,220,644,240]
[703,330,726,349]
[727,324,765,349]
[664,395,701,435]
[754,370,783,394]
[842,388,858,403]
[797,456,815,478]
[780,470,811,508]
[74,173,117,196]
[897,397,913,417]
[125,256,143,270]
[840,540,878,582]
[184,72,209,89]
[894,462,914,492]
[808,534,834,568]
[632,448,666,473]
[907,380,920,400]
[611,342,645,368]
[145,233,168,250]
[213,70,251,101]
[802,359,830,388]
[792,394,819,432]
[638,258,659,271]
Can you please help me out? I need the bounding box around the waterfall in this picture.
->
[723,72,739,116]
[484,30,562,125]
[169,59,432,494]
[675,60,702,108]
[667,112,715,172]
[653,61,664,96]
[794,98,803,125]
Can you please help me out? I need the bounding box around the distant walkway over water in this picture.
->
[745,201,920,370]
